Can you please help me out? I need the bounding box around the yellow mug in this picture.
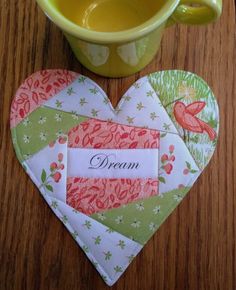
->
[36,0,222,77]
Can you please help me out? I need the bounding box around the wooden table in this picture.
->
[0,1,235,289]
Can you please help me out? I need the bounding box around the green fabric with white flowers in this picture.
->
[91,187,190,245]
[11,107,87,163]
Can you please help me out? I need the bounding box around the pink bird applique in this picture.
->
[173,101,217,140]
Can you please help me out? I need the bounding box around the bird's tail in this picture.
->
[198,119,217,141]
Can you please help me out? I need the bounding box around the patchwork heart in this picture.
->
[10,69,219,286]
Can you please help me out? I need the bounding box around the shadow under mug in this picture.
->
[36,0,222,78]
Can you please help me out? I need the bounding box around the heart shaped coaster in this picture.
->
[10,70,219,286]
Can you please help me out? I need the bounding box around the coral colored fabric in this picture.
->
[10,70,78,128]
[67,177,158,215]
[68,118,160,149]
[66,118,160,214]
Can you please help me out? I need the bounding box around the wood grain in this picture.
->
[0,1,235,289]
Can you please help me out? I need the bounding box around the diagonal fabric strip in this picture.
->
[35,192,143,286]
[91,187,192,245]
[10,69,78,128]
[11,107,88,163]
[44,75,179,134]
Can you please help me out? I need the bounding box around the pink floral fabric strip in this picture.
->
[10,69,78,128]
[67,177,158,215]
[68,118,160,149]
[66,119,160,213]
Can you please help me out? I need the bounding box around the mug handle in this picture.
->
[167,0,222,26]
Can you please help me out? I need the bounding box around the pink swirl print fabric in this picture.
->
[66,118,160,214]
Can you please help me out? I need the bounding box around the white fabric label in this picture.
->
[67,148,159,179]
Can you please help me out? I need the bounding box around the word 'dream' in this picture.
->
[68,148,159,179]
[89,153,140,170]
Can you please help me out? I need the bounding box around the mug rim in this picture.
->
[36,0,180,43]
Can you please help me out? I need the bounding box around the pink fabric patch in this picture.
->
[67,177,158,215]
[66,119,160,214]
[68,118,160,149]
[10,69,78,128]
